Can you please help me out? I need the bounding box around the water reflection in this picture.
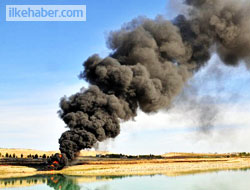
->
[1,168,250,190]
[47,175,80,190]
[0,174,80,190]
[82,185,110,190]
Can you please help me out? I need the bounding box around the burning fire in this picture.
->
[50,177,59,184]
[46,153,68,170]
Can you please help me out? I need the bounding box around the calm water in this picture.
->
[1,169,250,190]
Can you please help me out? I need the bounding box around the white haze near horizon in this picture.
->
[1,54,250,155]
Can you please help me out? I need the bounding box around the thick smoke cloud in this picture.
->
[183,0,250,66]
[58,0,250,160]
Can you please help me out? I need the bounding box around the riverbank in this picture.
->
[1,157,250,178]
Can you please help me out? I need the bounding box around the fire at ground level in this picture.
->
[1,152,250,171]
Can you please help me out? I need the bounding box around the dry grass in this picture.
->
[0,148,58,158]
[0,150,250,178]
[78,158,229,165]
[162,152,230,158]
[1,157,248,178]
[59,157,250,176]
[0,148,109,158]
[0,166,37,178]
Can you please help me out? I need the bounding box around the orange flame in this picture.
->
[59,154,62,158]
[50,176,59,183]
[53,161,59,164]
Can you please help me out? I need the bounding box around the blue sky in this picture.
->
[0,0,250,154]
[0,0,167,104]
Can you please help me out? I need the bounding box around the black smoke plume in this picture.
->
[57,0,250,161]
